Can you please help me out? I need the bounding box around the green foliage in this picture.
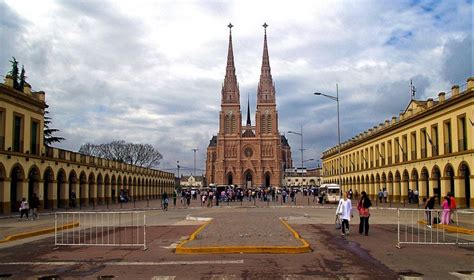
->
[44,110,65,146]
[19,65,26,91]
[8,57,20,90]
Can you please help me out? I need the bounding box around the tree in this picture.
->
[19,65,26,91]
[79,141,163,168]
[44,110,65,146]
[8,57,20,90]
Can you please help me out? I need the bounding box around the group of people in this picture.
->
[336,191,372,236]
[17,193,40,221]
[424,192,457,227]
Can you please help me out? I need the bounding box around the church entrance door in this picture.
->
[245,171,253,189]
[265,173,271,188]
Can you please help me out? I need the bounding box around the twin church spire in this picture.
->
[222,22,276,124]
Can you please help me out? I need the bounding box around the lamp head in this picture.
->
[313,92,322,96]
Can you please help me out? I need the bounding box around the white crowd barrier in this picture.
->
[55,211,146,250]
[397,208,474,248]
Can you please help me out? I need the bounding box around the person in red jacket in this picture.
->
[448,192,457,223]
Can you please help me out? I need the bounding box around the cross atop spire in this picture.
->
[221,22,240,104]
[257,22,275,104]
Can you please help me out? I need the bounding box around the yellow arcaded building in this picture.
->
[0,75,175,214]
[321,77,473,208]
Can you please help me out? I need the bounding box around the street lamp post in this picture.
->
[177,160,180,189]
[288,125,306,188]
[192,148,198,176]
[314,84,342,187]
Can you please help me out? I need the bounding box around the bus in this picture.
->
[319,184,341,203]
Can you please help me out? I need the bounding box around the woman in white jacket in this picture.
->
[336,192,353,236]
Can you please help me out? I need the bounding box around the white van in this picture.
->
[319,184,341,203]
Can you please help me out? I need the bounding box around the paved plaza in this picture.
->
[0,195,473,279]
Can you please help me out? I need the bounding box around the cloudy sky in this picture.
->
[1,0,472,175]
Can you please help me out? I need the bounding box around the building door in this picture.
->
[227,173,233,185]
[461,164,470,208]
[245,172,252,189]
[265,173,271,188]
[10,167,21,212]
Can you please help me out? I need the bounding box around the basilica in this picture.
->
[205,23,292,188]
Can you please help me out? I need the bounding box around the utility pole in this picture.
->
[192,148,198,176]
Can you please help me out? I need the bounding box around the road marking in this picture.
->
[450,272,474,279]
[162,241,180,249]
[0,260,244,266]
[151,277,176,280]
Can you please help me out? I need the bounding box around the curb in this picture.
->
[417,221,474,235]
[0,222,80,243]
[175,218,311,254]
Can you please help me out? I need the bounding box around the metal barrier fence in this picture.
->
[55,211,146,250]
[397,208,474,248]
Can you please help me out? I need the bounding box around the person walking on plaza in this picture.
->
[19,198,29,220]
[162,192,169,211]
[383,188,388,203]
[172,191,177,207]
[30,193,40,220]
[424,195,436,228]
[377,189,383,203]
[336,192,353,236]
[357,191,372,235]
[448,192,457,223]
[440,196,451,224]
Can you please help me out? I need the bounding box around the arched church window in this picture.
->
[231,115,236,134]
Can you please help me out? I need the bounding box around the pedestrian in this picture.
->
[162,192,169,211]
[424,195,436,228]
[383,188,388,203]
[448,192,457,223]
[70,191,77,208]
[414,189,419,204]
[336,192,353,236]
[440,196,451,224]
[172,191,177,207]
[30,193,40,220]
[357,191,372,235]
[19,198,29,220]
[377,189,383,203]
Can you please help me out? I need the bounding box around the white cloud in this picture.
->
[1,0,472,175]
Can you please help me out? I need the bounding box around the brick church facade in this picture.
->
[205,24,292,188]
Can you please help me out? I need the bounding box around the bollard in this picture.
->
[134,199,136,209]
[120,201,123,209]
[147,198,149,208]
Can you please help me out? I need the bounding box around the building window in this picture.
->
[431,125,438,156]
[380,143,385,166]
[410,132,417,160]
[0,109,4,150]
[457,115,467,152]
[13,115,23,152]
[394,138,400,163]
[387,140,392,165]
[420,129,427,159]
[443,120,452,154]
[30,120,39,155]
[402,135,408,162]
